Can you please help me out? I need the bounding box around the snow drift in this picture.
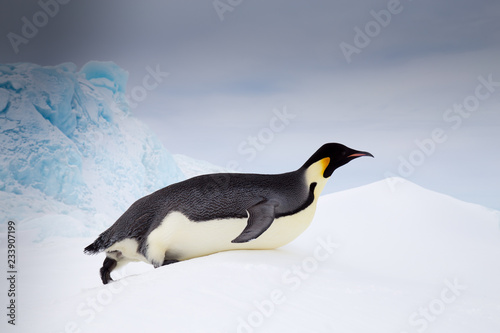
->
[0,61,499,332]
[1,178,499,333]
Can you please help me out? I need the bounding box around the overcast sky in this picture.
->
[1,0,500,209]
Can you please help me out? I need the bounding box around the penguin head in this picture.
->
[300,143,373,179]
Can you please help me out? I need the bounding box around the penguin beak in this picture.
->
[347,151,374,158]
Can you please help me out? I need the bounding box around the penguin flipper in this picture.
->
[231,200,279,243]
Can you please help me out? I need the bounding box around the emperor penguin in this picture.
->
[84,143,373,284]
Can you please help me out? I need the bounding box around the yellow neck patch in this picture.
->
[304,157,331,198]
[319,157,331,176]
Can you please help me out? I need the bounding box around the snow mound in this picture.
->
[0,62,184,235]
[173,153,235,179]
[3,178,498,333]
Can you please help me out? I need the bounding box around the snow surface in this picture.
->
[1,178,499,333]
[1,61,499,332]
[173,154,234,179]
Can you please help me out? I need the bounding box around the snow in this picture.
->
[1,61,499,332]
[173,154,235,179]
[1,178,499,333]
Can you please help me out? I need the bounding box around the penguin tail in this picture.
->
[84,233,112,255]
[83,241,100,255]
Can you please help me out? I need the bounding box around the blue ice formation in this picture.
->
[0,61,184,220]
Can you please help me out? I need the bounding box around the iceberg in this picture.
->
[0,61,184,236]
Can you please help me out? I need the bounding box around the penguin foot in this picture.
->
[100,257,117,284]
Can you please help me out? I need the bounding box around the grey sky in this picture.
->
[1,0,500,209]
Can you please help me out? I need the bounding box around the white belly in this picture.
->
[145,200,319,264]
